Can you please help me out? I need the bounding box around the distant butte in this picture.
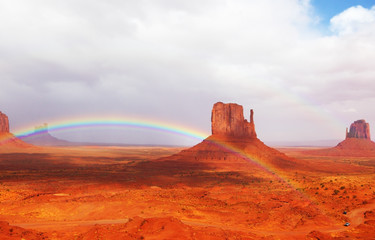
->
[308,119,375,157]
[155,102,298,170]
[0,111,32,148]
[0,111,9,133]
[20,123,71,146]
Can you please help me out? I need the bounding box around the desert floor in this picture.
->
[0,145,374,239]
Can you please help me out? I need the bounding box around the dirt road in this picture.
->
[12,201,375,237]
[14,219,129,230]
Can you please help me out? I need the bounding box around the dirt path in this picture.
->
[185,201,375,237]
[13,219,129,230]
[11,201,375,236]
[347,201,375,227]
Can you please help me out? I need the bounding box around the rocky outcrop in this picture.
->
[346,119,371,140]
[0,111,34,148]
[20,123,71,146]
[158,102,298,170]
[0,111,9,133]
[211,102,256,138]
[307,119,375,157]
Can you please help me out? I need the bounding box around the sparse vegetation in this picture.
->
[0,140,374,239]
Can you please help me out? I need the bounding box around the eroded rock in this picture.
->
[211,102,256,138]
[346,119,371,140]
[0,111,9,133]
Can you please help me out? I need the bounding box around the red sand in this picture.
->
[0,144,374,239]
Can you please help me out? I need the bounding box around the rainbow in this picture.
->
[12,116,280,179]
[13,116,209,142]
[12,116,301,189]
[11,116,281,178]
[204,140,320,210]
[5,116,322,212]
[267,80,347,135]
[12,116,282,179]
[11,117,284,181]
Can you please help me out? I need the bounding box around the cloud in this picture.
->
[343,108,357,113]
[1,1,375,143]
[330,5,375,35]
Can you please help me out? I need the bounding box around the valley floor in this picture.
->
[0,145,374,239]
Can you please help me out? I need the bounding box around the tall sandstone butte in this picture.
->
[346,119,371,140]
[0,111,9,133]
[306,119,375,156]
[211,102,256,138]
[160,102,297,170]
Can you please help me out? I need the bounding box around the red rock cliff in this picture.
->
[211,102,256,138]
[0,111,9,133]
[346,119,371,140]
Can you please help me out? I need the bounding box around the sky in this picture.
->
[1,0,375,145]
[314,0,374,25]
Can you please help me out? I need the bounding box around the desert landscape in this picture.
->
[1,1,375,239]
[1,103,375,240]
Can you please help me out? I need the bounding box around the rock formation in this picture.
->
[346,119,371,140]
[307,119,375,157]
[158,102,297,170]
[211,102,256,138]
[0,111,9,133]
[35,123,49,134]
[0,111,31,148]
[20,123,71,146]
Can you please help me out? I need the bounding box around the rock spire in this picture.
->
[0,111,9,133]
[211,102,257,138]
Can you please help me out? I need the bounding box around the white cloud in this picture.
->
[330,5,375,35]
[343,108,357,113]
[1,1,375,143]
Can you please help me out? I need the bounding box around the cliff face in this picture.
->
[346,120,371,140]
[160,102,297,170]
[0,112,9,133]
[0,111,32,148]
[211,102,256,139]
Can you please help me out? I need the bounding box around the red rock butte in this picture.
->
[20,123,71,146]
[211,102,256,139]
[307,119,375,157]
[156,102,298,170]
[346,119,371,140]
[0,111,9,133]
[0,111,31,148]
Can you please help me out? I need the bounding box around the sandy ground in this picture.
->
[0,145,374,239]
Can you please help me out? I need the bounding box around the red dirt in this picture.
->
[0,133,35,149]
[0,220,47,240]
[0,144,374,239]
[305,138,375,157]
[161,135,300,171]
